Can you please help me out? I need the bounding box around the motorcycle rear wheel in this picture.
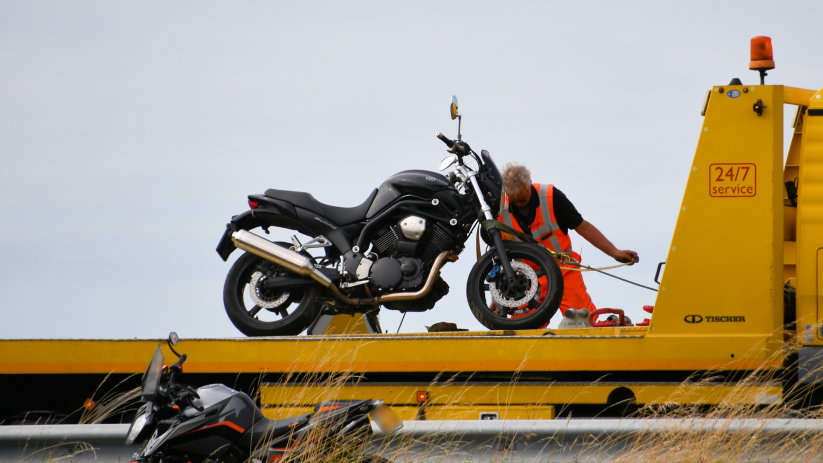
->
[467,242,563,330]
[223,249,322,336]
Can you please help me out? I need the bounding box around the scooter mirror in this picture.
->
[450,95,459,120]
[439,155,457,170]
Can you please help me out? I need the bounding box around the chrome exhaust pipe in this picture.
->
[378,251,456,302]
[231,230,333,287]
[232,230,457,307]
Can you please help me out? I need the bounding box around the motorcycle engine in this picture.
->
[369,215,427,290]
[344,215,457,291]
[370,256,423,290]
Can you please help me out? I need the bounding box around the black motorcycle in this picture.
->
[126,333,401,462]
[216,96,563,336]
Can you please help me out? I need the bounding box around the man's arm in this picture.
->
[574,220,639,264]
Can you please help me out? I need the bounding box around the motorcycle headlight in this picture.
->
[125,411,149,445]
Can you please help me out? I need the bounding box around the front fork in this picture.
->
[465,171,516,281]
[489,226,516,279]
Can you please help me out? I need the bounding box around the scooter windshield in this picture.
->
[141,345,165,400]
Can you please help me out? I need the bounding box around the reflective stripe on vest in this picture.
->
[501,184,571,254]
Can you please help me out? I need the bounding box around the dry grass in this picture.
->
[300,332,823,462]
[14,440,98,463]
[79,374,141,425]
[251,369,382,462]
[570,337,823,462]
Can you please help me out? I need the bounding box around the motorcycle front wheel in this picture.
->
[467,242,564,330]
[223,249,322,336]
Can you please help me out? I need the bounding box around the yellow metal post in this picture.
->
[307,311,381,335]
[650,84,783,356]
[796,88,823,344]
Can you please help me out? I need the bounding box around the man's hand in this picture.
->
[574,220,638,265]
[612,249,639,264]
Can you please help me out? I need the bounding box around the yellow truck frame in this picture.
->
[2,62,823,423]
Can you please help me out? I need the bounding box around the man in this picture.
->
[499,163,638,315]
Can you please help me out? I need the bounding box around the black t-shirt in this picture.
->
[509,185,583,235]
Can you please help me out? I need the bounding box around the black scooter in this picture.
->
[126,333,401,462]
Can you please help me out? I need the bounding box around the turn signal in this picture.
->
[749,36,775,70]
[416,391,429,403]
[83,398,95,410]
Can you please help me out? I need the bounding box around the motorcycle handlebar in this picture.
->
[167,354,186,388]
[436,132,454,148]
[436,132,472,157]
[172,353,187,369]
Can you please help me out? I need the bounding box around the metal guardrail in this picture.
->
[4,419,823,462]
[0,424,137,462]
[370,419,823,461]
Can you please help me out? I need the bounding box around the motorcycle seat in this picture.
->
[250,413,310,439]
[264,188,378,225]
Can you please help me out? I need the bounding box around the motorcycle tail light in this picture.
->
[248,200,259,210]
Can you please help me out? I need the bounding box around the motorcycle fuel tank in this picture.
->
[367,170,456,219]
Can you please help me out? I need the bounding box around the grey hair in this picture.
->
[502,163,532,193]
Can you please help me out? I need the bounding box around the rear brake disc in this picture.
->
[249,271,290,310]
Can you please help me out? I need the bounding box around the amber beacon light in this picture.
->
[749,36,775,84]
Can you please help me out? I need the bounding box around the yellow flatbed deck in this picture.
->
[0,328,784,421]
[0,327,782,376]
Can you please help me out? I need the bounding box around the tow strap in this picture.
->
[476,220,658,292]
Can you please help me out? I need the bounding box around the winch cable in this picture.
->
[557,256,659,292]
[479,221,658,292]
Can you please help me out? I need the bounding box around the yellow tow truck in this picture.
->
[1,36,821,423]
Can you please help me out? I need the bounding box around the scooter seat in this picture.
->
[264,188,378,225]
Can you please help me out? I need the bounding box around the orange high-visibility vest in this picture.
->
[501,184,571,254]
[499,183,596,312]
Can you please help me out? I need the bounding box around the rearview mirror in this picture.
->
[450,95,459,120]
[167,331,182,358]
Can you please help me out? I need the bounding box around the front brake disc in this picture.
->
[489,261,538,308]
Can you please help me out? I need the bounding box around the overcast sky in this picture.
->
[2,1,821,339]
